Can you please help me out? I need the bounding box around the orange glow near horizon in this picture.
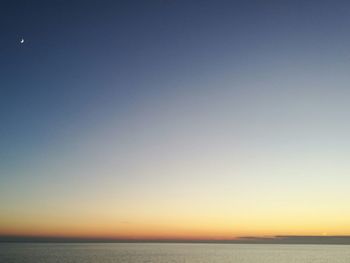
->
[2,211,350,240]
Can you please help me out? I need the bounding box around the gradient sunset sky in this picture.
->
[2,0,350,240]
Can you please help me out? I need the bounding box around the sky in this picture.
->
[1,0,350,240]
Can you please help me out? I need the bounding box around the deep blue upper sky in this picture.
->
[2,1,350,157]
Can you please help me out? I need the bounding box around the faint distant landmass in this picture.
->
[234,236,350,245]
[1,235,350,244]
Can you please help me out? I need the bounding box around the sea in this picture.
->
[1,243,350,263]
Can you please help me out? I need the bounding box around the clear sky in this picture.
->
[1,0,350,240]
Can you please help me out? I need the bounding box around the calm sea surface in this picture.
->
[1,243,350,263]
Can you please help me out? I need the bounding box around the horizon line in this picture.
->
[2,235,350,245]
